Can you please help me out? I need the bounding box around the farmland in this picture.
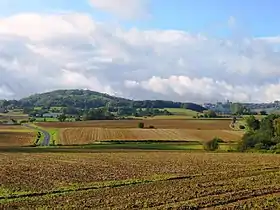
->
[36,119,234,129]
[59,128,243,144]
[36,119,243,145]
[0,125,35,146]
[1,151,280,209]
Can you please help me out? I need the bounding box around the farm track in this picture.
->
[23,124,50,146]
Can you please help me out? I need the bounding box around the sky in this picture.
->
[1,0,280,103]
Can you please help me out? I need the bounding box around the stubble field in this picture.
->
[59,127,243,144]
[1,151,280,209]
[36,119,233,129]
[36,119,243,144]
[0,125,35,146]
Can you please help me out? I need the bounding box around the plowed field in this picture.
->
[59,128,243,144]
[1,152,280,209]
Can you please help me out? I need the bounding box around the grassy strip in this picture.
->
[47,128,59,145]
[0,141,238,153]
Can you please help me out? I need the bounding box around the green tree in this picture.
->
[260,110,267,115]
[58,114,67,122]
[245,116,260,131]
[204,137,220,151]
[138,122,144,128]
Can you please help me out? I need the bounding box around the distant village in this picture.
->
[202,100,280,115]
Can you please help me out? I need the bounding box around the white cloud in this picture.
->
[88,0,150,19]
[0,12,280,103]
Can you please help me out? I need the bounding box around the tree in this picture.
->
[245,116,260,131]
[58,114,67,122]
[260,117,274,136]
[138,122,144,128]
[230,103,246,115]
[204,138,220,151]
[23,107,33,114]
[260,110,267,115]
[203,110,217,118]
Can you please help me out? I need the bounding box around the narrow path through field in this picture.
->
[23,124,50,146]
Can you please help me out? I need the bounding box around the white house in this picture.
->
[42,113,62,118]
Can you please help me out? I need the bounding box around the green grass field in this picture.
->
[48,128,59,145]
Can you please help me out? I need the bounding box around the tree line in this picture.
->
[239,114,280,152]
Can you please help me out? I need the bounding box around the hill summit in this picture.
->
[3,89,206,112]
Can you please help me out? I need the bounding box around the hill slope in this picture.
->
[4,89,207,112]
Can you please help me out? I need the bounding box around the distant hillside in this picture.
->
[2,89,207,112]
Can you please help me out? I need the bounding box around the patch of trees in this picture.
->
[230,103,251,115]
[82,108,115,121]
[239,114,280,152]
[204,137,223,151]
[202,110,217,118]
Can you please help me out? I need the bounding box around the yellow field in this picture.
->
[59,128,243,144]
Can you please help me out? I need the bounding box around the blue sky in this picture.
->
[0,0,279,37]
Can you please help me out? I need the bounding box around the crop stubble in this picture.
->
[37,119,233,129]
[0,125,35,146]
[60,127,243,144]
[1,152,280,209]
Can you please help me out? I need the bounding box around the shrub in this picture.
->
[215,138,225,143]
[270,143,280,151]
[239,125,245,130]
[29,118,36,123]
[204,137,220,151]
[138,122,144,128]
[254,143,266,150]
[20,120,28,124]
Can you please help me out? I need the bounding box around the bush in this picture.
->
[29,118,36,123]
[239,125,245,130]
[254,143,266,150]
[138,122,144,128]
[270,143,280,151]
[148,125,155,129]
[204,137,220,151]
[215,138,225,143]
[20,120,28,124]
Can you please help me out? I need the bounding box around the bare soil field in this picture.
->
[37,119,233,130]
[0,125,35,146]
[60,128,243,144]
[1,152,280,209]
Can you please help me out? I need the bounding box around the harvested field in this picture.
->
[0,125,35,146]
[1,152,280,209]
[37,119,233,130]
[0,113,28,121]
[59,128,242,144]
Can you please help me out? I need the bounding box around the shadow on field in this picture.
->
[0,141,205,153]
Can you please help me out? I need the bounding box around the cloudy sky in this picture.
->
[1,0,280,103]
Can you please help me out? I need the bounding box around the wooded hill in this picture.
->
[0,89,207,112]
